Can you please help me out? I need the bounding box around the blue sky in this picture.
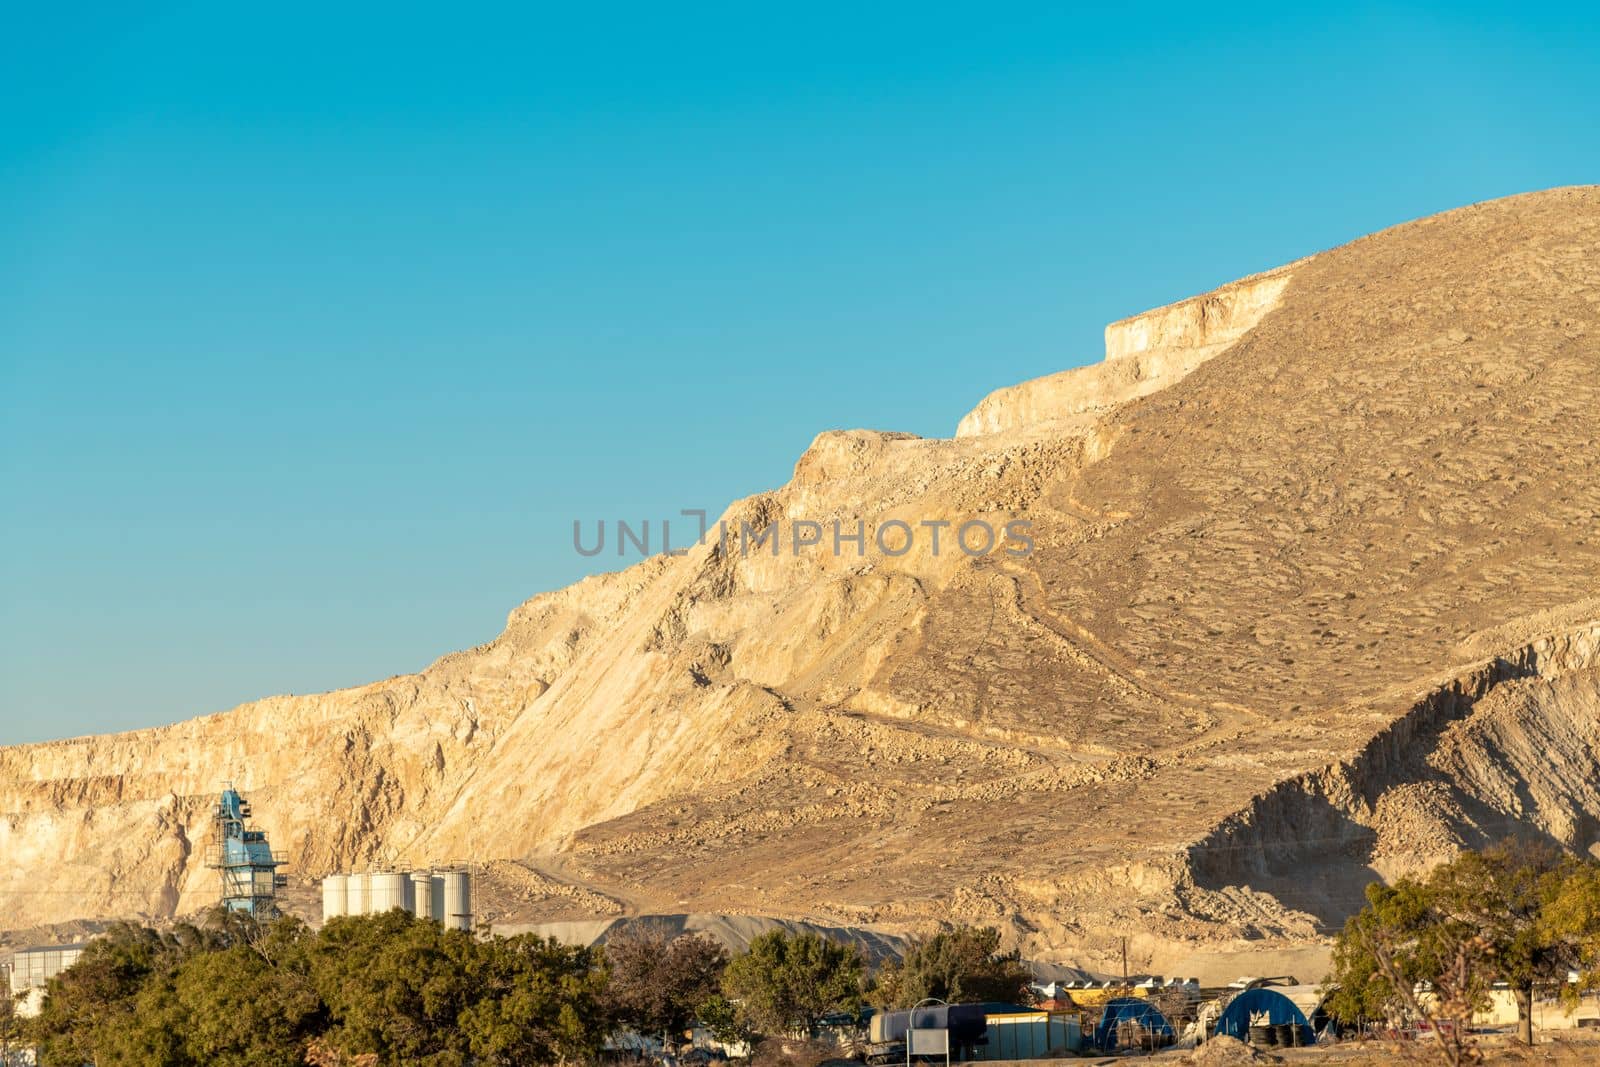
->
[3,2,1597,743]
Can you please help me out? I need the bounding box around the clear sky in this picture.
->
[2,3,1597,743]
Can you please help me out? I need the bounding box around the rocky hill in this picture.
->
[3,187,1598,976]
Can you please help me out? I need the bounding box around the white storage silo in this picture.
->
[430,874,445,922]
[346,872,369,916]
[321,874,348,921]
[411,872,435,920]
[441,870,471,932]
[370,872,408,913]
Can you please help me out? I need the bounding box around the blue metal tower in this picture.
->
[206,785,286,918]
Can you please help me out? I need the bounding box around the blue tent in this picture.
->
[1214,988,1315,1046]
[1093,997,1174,1050]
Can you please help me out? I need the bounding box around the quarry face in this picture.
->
[3,187,1599,978]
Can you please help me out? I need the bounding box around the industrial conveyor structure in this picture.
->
[205,785,287,918]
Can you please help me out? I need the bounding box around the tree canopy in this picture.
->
[871,925,1032,1008]
[24,910,606,1067]
[21,912,883,1062]
[720,929,865,1037]
[604,924,729,1044]
[1327,844,1600,1050]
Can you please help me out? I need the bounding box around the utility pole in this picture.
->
[1121,937,1128,986]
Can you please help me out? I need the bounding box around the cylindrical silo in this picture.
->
[441,870,471,932]
[430,874,445,922]
[411,872,435,920]
[321,874,348,921]
[346,872,369,916]
[370,872,408,913]
[403,875,416,915]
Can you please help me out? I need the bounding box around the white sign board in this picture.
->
[907,1027,950,1056]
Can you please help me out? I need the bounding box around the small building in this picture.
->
[1415,982,1600,1031]
[969,1009,1083,1059]
[7,942,91,1018]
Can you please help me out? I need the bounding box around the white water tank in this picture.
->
[321,874,348,921]
[346,872,369,916]
[370,872,408,913]
[411,872,435,920]
[441,870,471,932]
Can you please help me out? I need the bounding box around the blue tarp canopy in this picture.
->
[1093,997,1174,1050]
[1214,988,1315,1046]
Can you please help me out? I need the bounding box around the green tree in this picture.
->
[1,988,26,1065]
[308,910,479,1064]
[170,943,324,1065]
[457,933,609,1066]
[306,912,609,1066]
[1327,876,1451,1025]
[605,925,729,1045]
[722,930,863,1037]
[26,920,226,1066]
[872,926,1032,1008]
[696,994,754,1050]
[1327,876,1487,1067]
[1428,843,1577,1045]
[1539,861,1600,1001]
[1327,844,1594,1052]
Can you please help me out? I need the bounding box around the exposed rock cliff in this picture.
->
[3,187,1598,975]
[955,267,1293,438]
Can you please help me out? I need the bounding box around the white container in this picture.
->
[321,874,348,921]
[440,870,471,932]
[346,872,369,916]
[411,872,435,920]
[369,872,408,914]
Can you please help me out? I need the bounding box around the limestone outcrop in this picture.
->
[3,187,1598,976]
[954,267,1292,438]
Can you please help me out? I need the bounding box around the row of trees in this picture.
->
[19,911,1030,1067]
[1327,843,1600,1064]
[25,910,609,1066]
[609,921,1035,1047]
